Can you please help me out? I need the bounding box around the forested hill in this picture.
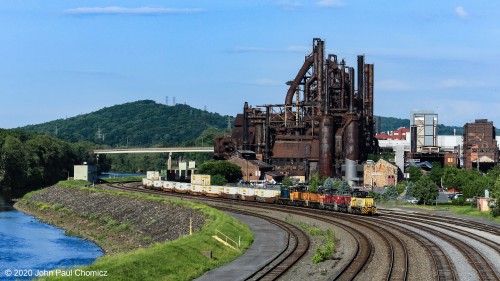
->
[22,100,230,147]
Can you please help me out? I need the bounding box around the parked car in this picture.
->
[407,198,418,204]
[448,193,462,200]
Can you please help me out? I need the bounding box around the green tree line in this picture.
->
[0,129,102,197]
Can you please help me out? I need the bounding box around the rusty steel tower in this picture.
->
[214,38,378,180]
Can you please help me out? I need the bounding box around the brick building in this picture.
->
[228,150,273,182]
[363,159,398,188]
[375,127,409,140]
[463,119,499,171]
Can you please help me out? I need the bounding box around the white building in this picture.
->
[74,164,98,183]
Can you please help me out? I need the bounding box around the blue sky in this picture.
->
[1,1,499,129]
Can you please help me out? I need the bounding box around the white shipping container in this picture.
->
[162,181,174,191]
[255,188,280,199]
[147,171,160,180]
[191,184,203,194]
[153,180,163,189]
[191,174,211,185]
[175,182,191,193]
[238,187,256,196]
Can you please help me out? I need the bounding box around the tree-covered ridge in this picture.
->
[22,100,230,147]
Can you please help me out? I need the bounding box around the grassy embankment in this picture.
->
[19,180,253,281]
[100,176,144,183]
[380,201,500,223]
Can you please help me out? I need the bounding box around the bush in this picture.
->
[210,174,227,186]
[491,200,500,217]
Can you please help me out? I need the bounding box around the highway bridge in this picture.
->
[94,147,214,169]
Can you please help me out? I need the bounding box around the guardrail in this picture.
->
[214,229,240,249]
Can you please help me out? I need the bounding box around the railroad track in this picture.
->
[379,209,500,236]
[369,216,456,281]
[104,182,500,280]
[105,183,377,280]
[104,183,309,280]
[380,212,500,255]
[216,207,309,281]
[378,216,500,281]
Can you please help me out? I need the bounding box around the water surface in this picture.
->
[0,194,103,280]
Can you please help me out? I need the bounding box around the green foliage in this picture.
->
[367,152,395,162]
[102,176,144,183]
[312,240,335,264]
[442,166,462,189]
[22,100,230,148]
[198,160,242,183]
[210,174,227,186]
[281,177,294,187]
[382,185,399,201]
[442,166,489,199]
[376,116,409,133]
[106,153,167,173]
[368,191,381,201]
[37,184,254,281]
[408,166,423,182]
[308,172,321,192]
[405,182,414,198]
[396,181,406,195]
[323,178,351,193]
[428,162,444,186]
[0,130,96,197]
[413,175,438,204]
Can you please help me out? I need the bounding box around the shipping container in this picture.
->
[191,174,211,186]
[146,171,160,180]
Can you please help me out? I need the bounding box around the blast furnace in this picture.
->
[214,38,378,181]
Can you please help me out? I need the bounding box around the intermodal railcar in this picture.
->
[142,174,376,215]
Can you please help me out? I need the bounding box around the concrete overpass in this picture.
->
[94,147,214,169]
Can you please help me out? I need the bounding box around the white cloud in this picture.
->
[316,0,345,8]
[455,6,469,19]
[63,6,204,16]
[377,80,413,91]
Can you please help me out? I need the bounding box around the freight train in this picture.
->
[142,173,376,215]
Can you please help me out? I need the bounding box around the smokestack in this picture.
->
[243,102,249,150]
[357,55,365,108]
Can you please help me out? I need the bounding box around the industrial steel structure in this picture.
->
[214,38,378,180]
[410,110,438,153]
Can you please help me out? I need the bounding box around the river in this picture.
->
[0,192,103,280]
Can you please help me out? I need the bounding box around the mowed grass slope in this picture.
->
[29,182,254,281]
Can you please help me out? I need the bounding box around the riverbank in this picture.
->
[14,181,253,280]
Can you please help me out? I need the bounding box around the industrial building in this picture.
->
[214,38,378,181]
[410,110,438,153]
[463,119,499,171]
[376,113,500,173]
[363,159,398,188]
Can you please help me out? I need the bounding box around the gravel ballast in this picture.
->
[15,184,206,254]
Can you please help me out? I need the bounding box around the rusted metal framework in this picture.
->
[214,38,378,180]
